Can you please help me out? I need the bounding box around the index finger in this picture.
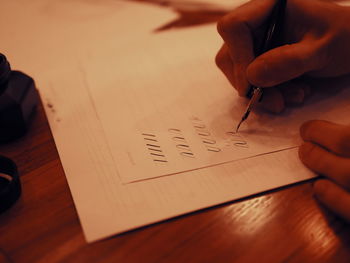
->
[217,0,276,95]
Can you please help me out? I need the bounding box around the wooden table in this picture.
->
[0,100,349,263]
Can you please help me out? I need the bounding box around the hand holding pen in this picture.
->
[235,0,287,131]
[216,0,350,119]
[216,0,350,223]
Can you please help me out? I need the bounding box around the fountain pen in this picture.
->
[236,0,287,132]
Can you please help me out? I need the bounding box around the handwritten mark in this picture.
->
[142,133,168,163]
[190,117,221,153]
[169,128,195,158]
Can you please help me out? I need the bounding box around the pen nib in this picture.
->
[236,120,243,133]
[236,110,250,133]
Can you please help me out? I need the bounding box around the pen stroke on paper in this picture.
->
[142,118,249,163]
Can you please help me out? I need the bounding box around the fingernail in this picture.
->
[299,121,312,139]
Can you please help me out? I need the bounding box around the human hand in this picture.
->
[299,120,350,221]
[216,0,350,112]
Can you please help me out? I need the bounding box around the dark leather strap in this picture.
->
[0,155,21,213]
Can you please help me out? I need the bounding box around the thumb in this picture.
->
[246,40,327,87]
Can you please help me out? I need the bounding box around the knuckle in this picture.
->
[216,16,230,37]
[309,39,330,70]
[217,14,245,38]
[215,50,225,69]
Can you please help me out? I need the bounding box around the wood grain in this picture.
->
[0,101,349,263]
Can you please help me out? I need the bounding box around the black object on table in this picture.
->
[0,53,39,213]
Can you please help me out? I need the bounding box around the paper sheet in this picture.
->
[128,0,248,11]
[1,0,349,242]
[82,24,350,183]
[82,24,294,183]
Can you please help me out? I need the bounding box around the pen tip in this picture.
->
[236,121,242,133]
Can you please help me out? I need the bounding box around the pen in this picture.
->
[236,0,287,132]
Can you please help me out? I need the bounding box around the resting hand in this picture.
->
[299,120,350,221]
[216,0,350,112]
